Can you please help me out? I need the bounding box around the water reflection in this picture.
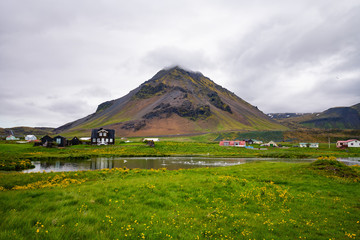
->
[22,157,360,173]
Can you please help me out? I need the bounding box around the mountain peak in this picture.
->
[149,66,205,83]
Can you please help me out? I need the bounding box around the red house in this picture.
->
[219,141,246,147]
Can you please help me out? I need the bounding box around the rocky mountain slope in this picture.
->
[271,103,360,130]
[55,66,286,136]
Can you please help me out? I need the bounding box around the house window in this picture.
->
[56,138,61,144]
[93,138,96,143]
[97,138,100,142]
[106,138,109,142]
[110,139,113,143]
[104,133,107,137]
[99,132,102,137]
[224,142,229,146]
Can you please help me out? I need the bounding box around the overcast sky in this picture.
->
[1,0,360,128]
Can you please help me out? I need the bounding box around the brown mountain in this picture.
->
[55,66,286,136]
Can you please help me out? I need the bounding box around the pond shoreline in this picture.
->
[21,156,360,173]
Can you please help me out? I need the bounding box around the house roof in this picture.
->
[91,128,115,139]
[337,139,359,143]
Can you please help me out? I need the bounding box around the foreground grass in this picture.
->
[1,161,359,239]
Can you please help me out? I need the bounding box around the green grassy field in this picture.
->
[0,159,359,239]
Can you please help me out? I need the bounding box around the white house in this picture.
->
[347,139,360,148]
[25,135,37,141]
[299,143,307,148]
[261,141,278,147]
[6,135,19,141]
[143,138,160,142]
[309,143,319,148]
[252,139,263,144]
[336,139,360,148]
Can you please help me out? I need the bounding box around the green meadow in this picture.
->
[0,159,359,239]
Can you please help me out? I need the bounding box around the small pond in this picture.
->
[22,157,360,173]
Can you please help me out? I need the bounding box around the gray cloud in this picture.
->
[0,0,359,127]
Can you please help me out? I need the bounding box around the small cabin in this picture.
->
[53,135,67,147]
[299,143,307,148]
[219,141,246,147]
[25,135,37,141]
[70,136,81,145]
[41,135,53,144]
[244,139,254,145]
[6,135,19,141]
[309,143,319,148]
[252,139,263,144]
[143,138,160,142]
[261,141,278,147]
[91,128,115,145]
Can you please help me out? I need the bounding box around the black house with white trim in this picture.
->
[91,128,115,145]
[53,135,67,147]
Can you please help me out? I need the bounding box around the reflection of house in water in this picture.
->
[91,158,114,170]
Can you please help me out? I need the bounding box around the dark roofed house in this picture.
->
[91,128,115,145]
[244,139,254,145]
[70,136,81,146]
[53,135,67,147]
[41,135,53,144]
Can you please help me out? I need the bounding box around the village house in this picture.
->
[41,135,53,144]
[261,141,278,147]
[309,143,319,148]
[252,139,263,144]
[6,135,19,141]
[244,139,254,145]
[25,135,37,141]
[143,138,160,142]
[299,143,319,148]
[299,143,307,148]
[337,139,360,148]
[53,135,67,147]
[219,140,246,147]
[70,137,81,145]
[91,128,115,145]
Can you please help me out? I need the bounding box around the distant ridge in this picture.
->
[55,66,286,136]
[300,103,360,129]
[270,103,360,130]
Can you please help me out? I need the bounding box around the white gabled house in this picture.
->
[336,139,360,148]
[25,135,37,141]
[346,139,360,148]
[6,135,19,141]
[309,143,319,148]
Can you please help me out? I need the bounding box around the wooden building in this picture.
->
[91,128,115,145]
[53,135,67,147]
[41,135,53,144]
[70,137,81,145]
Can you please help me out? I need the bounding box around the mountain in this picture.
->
[55,66,286,136]
[271,103,360,130]
[299,103,360,129]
